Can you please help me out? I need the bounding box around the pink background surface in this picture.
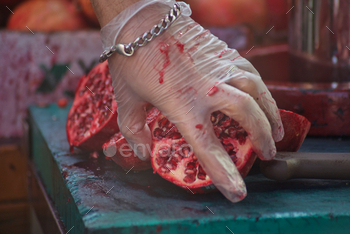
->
[0,30,102,138]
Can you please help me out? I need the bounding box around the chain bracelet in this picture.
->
[99,3,182,63]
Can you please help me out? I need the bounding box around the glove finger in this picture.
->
[225,66,284,142]
[117,97,152,161]
[207,83,276,161]
[174,114,247,203]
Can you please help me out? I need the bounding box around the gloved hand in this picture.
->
[101,0,284,202]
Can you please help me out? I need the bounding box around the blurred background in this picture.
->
[2,0,350,233]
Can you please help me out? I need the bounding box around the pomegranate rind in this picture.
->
[7,0,88,32]
[66,61,119,151]
[102,108,160,171]
[150,113,256,193]
[276,109,311,152]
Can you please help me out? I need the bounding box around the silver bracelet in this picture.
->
[99,3,182,63]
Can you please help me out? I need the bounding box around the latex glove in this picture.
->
[101,0,284,202]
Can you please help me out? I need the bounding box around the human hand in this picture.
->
[101,0,284,202]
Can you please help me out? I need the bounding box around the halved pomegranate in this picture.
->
[102,107,160,171]
[150,111,257,193]
[66,61,119,151]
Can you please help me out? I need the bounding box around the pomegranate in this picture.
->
[102,107,160,171]
[0,0,23,5]
[265,0,288,31]
[150,111,256,193]
[78,0,99,27]
[66,61,119,151]
[185,0,268,30]
[7,0,88,32]
[275,110,311,152]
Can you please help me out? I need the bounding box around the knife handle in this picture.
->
[260,152,350,181]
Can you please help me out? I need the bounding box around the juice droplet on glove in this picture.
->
[207,86,219,96]
[195,124,203,129]
[159,43,170,84]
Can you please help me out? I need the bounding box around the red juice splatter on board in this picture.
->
[207,86,219,96]
[159,43,170,84]
[195,124,203,129]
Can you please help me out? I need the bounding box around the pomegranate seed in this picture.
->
[236,131,248,145]
[156,157,167,166]
[183,174,196,184]
[227,127,237,138]
[181,146,192,157]
[158,146,170,157]
[166,162,177,170]
[158,118,170,128]
[153,128,163,138]
[172,153,182,162]
[184,168,196,174]
[197,173,206,180]
[172,132,182,139]
[216,113,224,123]
[186,162,196,169]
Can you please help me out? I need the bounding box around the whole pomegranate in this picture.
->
[185,0,268,30]
[78,0,99,26]
[0,0,23,5]
[265,0,288,31]
[66,61,119,151]
[7,0,88,32]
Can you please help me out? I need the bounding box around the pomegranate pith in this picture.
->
[66,61,119,151]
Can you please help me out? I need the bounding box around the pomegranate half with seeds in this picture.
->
[150,111,257,193]
[66,61,118,151]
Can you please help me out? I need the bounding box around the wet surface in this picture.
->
[29,104,350,234]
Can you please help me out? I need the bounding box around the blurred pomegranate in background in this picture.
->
[0,0,23,5]
[77,0,99,27]
[7,0,88,32]
[265,0,288,31]
[185,0,268,30]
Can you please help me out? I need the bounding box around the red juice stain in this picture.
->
[159,43,170,84]
[207,86,219,96]
[69,145,74,153]
[218,49,230,58]
[176,42,185,53]
[195,124,203,129]
[231,55,241,61]
[66,197,70,204]
[156,224,162,233]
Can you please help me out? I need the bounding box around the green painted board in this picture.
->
[29,104,350,234]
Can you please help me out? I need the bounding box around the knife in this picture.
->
[260,152,350,181]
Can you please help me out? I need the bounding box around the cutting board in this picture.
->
[28,104,350,234]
